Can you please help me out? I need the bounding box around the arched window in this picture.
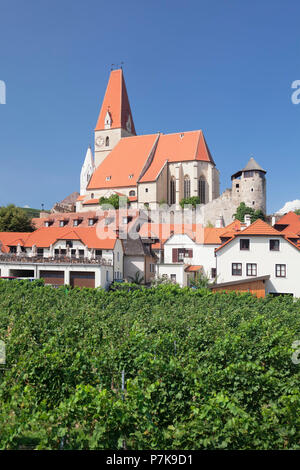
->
[198,176,206,204]
[129,190,135,196]
[105,136,109,146]
[170,177,176,204]
[91,193,94,199]
[184,176,191,199]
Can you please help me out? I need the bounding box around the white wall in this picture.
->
[216,235,300,297]
[163,233,217,280]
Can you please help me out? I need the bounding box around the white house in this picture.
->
[214,218,300,297]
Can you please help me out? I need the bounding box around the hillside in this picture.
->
[0,281,299,450]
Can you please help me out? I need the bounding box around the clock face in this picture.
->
[96,136,104,148]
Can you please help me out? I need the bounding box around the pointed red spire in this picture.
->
[95,69,136,134]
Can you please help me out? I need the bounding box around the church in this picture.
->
[77,68,266,226]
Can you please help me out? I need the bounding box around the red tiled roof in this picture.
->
[82,199,99,205]
[20,226,117,250]
[139,131,215,183]
[0,232,31,252]
[185,265,203,272]
[215,219,290,253]
[76,195,86,201]
[88,134,159,190]
[95,69,136,134]
[238,219,281,236]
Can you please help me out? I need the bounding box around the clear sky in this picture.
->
[0,0,299,213]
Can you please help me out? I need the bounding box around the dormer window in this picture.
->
[129,190,135,196]
[106,176,111,181]
[105,111,112,129]
[88,218,95,226]
[129,174,133,179]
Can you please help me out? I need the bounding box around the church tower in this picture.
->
[80,146,95,196]
[94,68,136,168]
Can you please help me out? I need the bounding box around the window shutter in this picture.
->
[188,249,193,258]
[172,249,178,262]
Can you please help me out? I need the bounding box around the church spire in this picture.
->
[95,69,136,135]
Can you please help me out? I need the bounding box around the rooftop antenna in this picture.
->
[111,63,115,70]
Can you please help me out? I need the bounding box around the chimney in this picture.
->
[244,214,251,227]
[215,215,224,228]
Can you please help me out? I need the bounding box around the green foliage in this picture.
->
[233,202,265,223]
[21,207,50,219]
[179,197,201,208]
[0,204,34,232]
[189,273,211,289]
[0,281,299,449]
[128,272,144,285]
[294,209,300,215]
[206,220,214,228]
[99,194,129,209]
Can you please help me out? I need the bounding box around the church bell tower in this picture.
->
[94,68,136,168]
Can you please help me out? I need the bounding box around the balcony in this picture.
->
[0,253,112,266]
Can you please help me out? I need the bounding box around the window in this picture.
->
[73,219,78,226]
[37,248,44,256]
[66,240,73,248]
[211,268,216,278]
[150,264,155,273]
[129,174,133,179]
[91,193,94,199]
[106,271,109,281]
[170,178,176,204]
[105,136,109,146]
[78,249,84,258]
[232,263,242,276]
[117,252,120,262]
[9,246,17,253]
[184,176,191,199]
[198,177,206,204]
[240,239,250,250]
[145,188,148,193]
[236,184,239,188]
[106,176,111,181]
[270,239,280,251]
[246,263,257,276]
[172,248,193,262]
[129,190,135,196]
[244,170,254,178]
[170,274,177,283]
[59,220,64,227]
[276,264,286,277]
[71,249,76,257]
[95,249,102,257]
[88,219,94,226]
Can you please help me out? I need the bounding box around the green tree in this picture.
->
[233,202,265,223]
[294,209,300,215]
[179,196,201,208]
[0,204,34,232]
[99,194,129,209]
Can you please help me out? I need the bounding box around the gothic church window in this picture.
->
[184,176,191,199]
[170,178,176,204]
[198,176,206,204]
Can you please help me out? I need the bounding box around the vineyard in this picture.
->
[0,280,299,450]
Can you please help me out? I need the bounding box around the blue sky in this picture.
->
[0,0,299,213]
